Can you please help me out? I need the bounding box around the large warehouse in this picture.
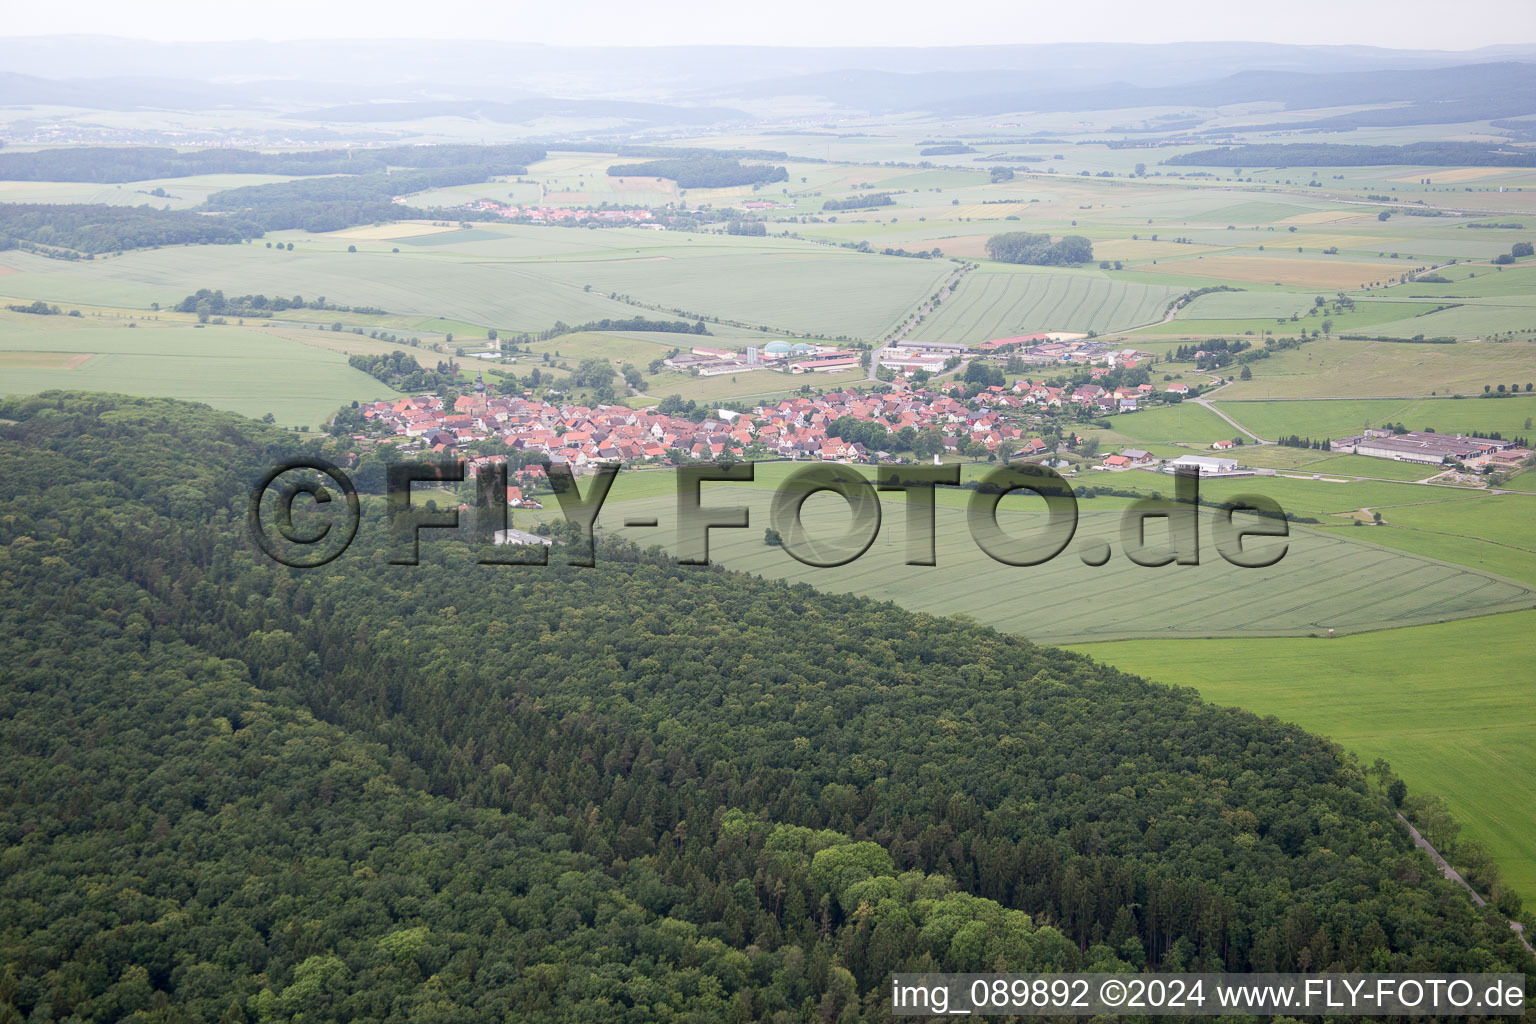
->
[1331,429,1513,464]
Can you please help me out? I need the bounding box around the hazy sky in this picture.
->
[8,0,1535,48]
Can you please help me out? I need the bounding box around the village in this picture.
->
[347,328,1220,496]
[462,198,657,225]
[346,331,1528,501]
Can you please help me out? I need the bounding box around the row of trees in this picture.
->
[1170,142,1536,168]
[174,289,387,318]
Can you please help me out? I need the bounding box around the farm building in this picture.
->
[897,339,968,355]
[880,345,949,373]
[975,333,1051,353]
[493,529,554,547]
[1167,455,1241,476]
[789,356,861,373]
[694,360,761,377]
[1331,429,1513,465]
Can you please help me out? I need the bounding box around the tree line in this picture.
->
[1169,142,1536,168]
[0,143,546,183]
[349,351,462,393]
[174,289,388,318]
[0,202,261,255]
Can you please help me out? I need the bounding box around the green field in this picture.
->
[916,264,1179,340]
[1284,452,1454,479]
[521,244,949,340]
[1091,401,1242,445]
[1330,491,1536,586]
[1068,610,1536,902]
[0,226,949,342]
[1214,339,1536,400]
[0,243,644,334]
[573,483,1535,644]
[1214,395,1536,440]
[0,173,308,210]
[0,317,396,425]
[1366,303,1536,340]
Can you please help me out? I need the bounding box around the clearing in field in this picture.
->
[1140,254,1398,290]
[1067,609,1536,902]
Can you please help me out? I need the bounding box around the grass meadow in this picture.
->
[1089,401,1241,445]
[1067,610,1536,902]
[1212,396,1536,440]
[0,225,950,341]
[917,264,1179,340]
[1213,339,1536,400]
[0,317,396,425]
[564,482,1535,644]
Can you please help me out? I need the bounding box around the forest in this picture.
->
[822,194,895,212]
[0,203,262,254]
[0,144,547,183]
[348,352,462,393]
[984,231,1094,266]
[0,393,1529,1023]
[173,289,389,318]
[200,165,528,232]
[606,157,790,189]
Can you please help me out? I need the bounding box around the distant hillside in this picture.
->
[6,37,1536,98]
[4,38,1536,113]
[293,98,752,127]
[728,61,1536,123]
[0,144,546,184]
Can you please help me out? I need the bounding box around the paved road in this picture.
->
[885,262,972,350]
[1191,395,1268,443]
[1397,812,1534,954]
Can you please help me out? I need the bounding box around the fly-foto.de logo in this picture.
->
[249,459,1289,570]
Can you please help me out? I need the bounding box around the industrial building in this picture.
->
[1330,429,1514,465]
